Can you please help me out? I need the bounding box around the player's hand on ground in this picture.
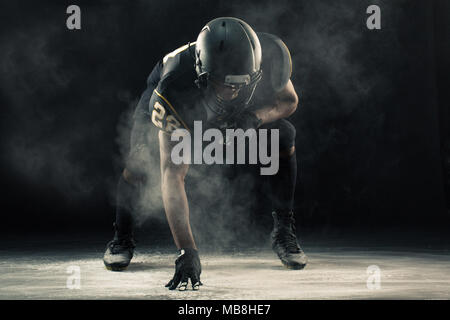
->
[166,248,202,291]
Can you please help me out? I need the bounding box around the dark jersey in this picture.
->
[148,32,292,133]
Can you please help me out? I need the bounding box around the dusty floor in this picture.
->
[1,238,450,299]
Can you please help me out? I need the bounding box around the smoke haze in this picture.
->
[0,1,447,243]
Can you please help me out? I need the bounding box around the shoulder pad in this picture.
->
[257,32,292,92]
[161,42,196,79]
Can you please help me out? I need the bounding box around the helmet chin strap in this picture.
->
[202,86,240,117]
[202,73,261,121]
[202,82,259,124]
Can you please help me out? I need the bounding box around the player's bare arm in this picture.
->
[159,130,202,291]
[253,79,299,125]
[159,130,196,250]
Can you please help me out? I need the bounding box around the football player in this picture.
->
[103,17,308,291]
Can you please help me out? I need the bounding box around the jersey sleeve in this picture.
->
[131,61,163,123]
[146,60,163,88]
[149,86,189,133]
[148,42,198,133]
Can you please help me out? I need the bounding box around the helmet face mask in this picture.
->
[202,72,262,116]
[194,17,263,116]
[210,80,242,102]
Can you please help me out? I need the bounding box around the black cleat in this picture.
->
[103,224,136,271]
[271,210,308,270]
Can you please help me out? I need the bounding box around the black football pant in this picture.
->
[259,119,297,212]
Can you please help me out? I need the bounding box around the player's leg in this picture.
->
[103,101,151,271]
[103,61,162,271]
[260,119,308,269]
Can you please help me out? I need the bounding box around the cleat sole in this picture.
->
[280,258,308,270]
[282,262,307,270]
[104,264,129,271]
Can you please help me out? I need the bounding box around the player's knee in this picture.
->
[280,146,295,158]
[122,168,146,186]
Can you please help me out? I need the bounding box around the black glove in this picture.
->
[166,248,202,291]
[231,110,262,131]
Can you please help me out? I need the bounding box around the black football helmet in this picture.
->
[194,17,263,118]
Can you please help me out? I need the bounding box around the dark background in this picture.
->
[1,0,449,245]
